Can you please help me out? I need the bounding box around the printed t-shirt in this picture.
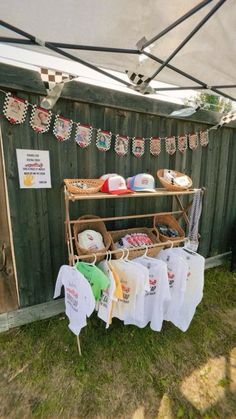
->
[75,261,110,301]
[53,265,95,335]
[124,257,170,331]
[110,260,149,323]
[168,248,205,331]
[108,262,123,300]
[157,249,188,322]
[97,260,117,328]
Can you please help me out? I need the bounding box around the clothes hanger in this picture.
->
[87,253,97,266]
[123,247,130,262]
[115,248,125,261]
[141,245,154,260]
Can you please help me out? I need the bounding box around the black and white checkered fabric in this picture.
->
[125,70,150,86]
[40,68,76,93]
[218,110,236,127]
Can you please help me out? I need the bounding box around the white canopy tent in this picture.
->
[0,0,235,102]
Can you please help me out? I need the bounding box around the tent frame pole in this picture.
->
[140,0,213,50]
[0,20,131,88]
[146,0,227,83]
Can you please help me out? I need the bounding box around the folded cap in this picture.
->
[101,174,133,195]
[127,173,156,192]
[78,229,105,251]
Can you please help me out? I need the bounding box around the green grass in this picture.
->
[1,265,236,418]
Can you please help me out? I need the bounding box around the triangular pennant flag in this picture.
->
[125,70,150,86]
[218,110,236,127]
[40,68,77,109]
[40,68,76,93]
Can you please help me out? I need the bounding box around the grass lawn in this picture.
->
[1,265,236,418]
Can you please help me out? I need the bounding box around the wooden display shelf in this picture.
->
[65,187,199,201]
[64,186,202,264]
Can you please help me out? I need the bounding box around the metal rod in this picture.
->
[141,0,213,50]
[0,37,139,54]
[0,20,131,88]
[147,0,226,82]
[143,51,236,102]
[154,85,236,92]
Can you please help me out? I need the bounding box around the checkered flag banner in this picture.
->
[218,110,236,127]
[40,68,76,93]
[40,68,77,109]
[125,70,150,86]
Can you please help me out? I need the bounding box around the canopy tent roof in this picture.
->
[0,0,235,102]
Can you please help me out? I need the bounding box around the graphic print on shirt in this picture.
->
[145,275,158,295]
[100,287,109,308]
[121,281,130,303]
[167,268,175,288]
[65,283,79,312]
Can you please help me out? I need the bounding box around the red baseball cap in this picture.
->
[101,174,133,195]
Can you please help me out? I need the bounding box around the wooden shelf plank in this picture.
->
[65,188,200,201]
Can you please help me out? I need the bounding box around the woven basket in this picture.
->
[109,227,162,260]
[73,215,111,262]
[157,169,192,191]
[153,213,185,242]
[64,178,104,195]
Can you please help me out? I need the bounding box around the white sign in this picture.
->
[16,149,51,189]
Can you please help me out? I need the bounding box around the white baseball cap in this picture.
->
[100,173,118,181]
[126,173,156,192]
[101,174,132,195]
[78,229,104,250]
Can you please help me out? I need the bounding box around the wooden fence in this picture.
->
[0,63,235,308]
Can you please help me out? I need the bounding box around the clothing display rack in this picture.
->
[63,186,202,355]
[64,186,200,265]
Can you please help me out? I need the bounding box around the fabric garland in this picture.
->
[0,89,219,157]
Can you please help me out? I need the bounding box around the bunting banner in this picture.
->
[150,137,161,156]
[132,137,145,157]
[189,133,199,150]
[30,105,52,133]
[115,135,129,156]
[1,90,213,157]
[3,93,28,124]
[165,136,176,155]
[75,123,93,148]
[178,134,188,153]
[53,115,73,141]
[96,129,112,151]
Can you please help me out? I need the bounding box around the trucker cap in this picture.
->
[78,229,105,251]
[126,173,156,192]
[101,174,132,195]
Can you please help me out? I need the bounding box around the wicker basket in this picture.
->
[64,178,104,195]
[73,215,112,262]
[157,169,192,191]
[153,213,185,242]
[109,227,162,260]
